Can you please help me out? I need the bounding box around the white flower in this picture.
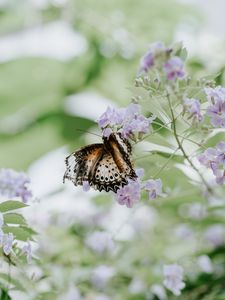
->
[91,265,115,289]
[204,225,225,247]
[163,264,185,296]
[151,284,167,300]
[129,278,146,294]
[85,231,115,254]
[197,255,213,274]
[3,233,14,255]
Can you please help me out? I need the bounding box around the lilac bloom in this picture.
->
[82,181,90,192]
[197,148,218,173]
[122,115,151,138]
[98,104,152,139]
[205,87,225,128]
[102,127,113,138]
[184,98,204,123]
[205,86,225,104]
[207,100,225,128]
[163,264,185,296]
[144,178,162,199]
[3,233,14,255]
[214,169,225,185]
[23,240,32,263]
[139,41,166,73]
[0,168,32,203]
[97,107,124,129]
[215,141,225,164]
[116,180,141,208]
[163,56,185,81]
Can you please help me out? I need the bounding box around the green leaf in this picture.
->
[2,226,33,241]
[0,201,28,213]
[3,213,27,226]
[0,273,25,292]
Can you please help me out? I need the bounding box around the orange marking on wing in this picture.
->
[110,141,129,172]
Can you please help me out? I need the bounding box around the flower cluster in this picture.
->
[205,87,225,127]
[163,56,185,81]
[0,168,32,203]
[115,169,162,208]
[163,264,185,296]
[139,41,167,73]
[116,180,141,208]
[144,178,162,199]
[98,103,153,139]
[183,98,204,123]
[198,142,225,184]
[139,41,185,81]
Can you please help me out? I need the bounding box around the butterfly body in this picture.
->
[63,133,137,192]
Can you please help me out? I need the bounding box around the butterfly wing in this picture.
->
[104,133,137,180]
[64,133,137,193]
[91,151,128,192]
[63,144,103,186]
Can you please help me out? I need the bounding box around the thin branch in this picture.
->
[166,92,213,194]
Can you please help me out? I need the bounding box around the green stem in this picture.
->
[166,92,212,194]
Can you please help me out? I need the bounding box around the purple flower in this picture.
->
[198,143,225,185]
[0,168,32,203]
[163,56,185,81]
[144,178,162,199]
[214,169,225,185]
[3,233,14,255]
[205,86,225,104]
[207,100,225,127]
[163,264,185,296]
[102,127,113,138]
[22,240,32,263]
[98,103,152,139]
[98,107,124,129]
[122,115,151,138]
[85,231,115,253]
[116,180,141,208]
[82,181,90,192]
[205,87,225,128]
[197,148,218,173]
[184,98,204,123]
[215,142,225,164]
[139,41,166,73]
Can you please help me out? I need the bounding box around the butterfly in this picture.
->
[63,132,137,192]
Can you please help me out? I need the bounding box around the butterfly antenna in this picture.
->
[75,129,102,138]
